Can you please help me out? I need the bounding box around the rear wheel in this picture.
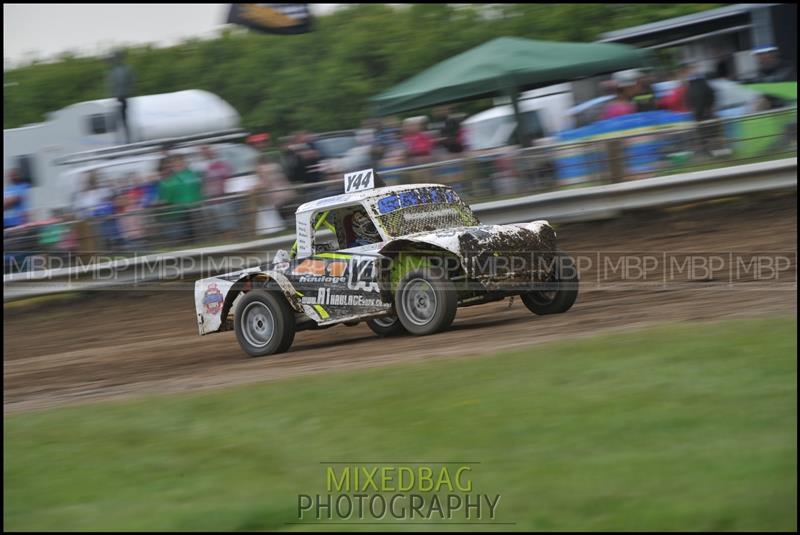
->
[395,269,458,336]
[234,289,295,357]
[521,251,579,315]
[366,315,408,337]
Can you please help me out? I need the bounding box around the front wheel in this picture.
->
[366,315,408,337]
[234,289,295,357]
[521,252,579,315]
[395,269,458,336]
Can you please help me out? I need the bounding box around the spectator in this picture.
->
[158,154,203,243]
[685,63,716,122]
[72,172,121,249]
[56,209,79,253]
[38,209,78,262]
[679,62,724,158]
[658,64,691,113]
[73,171,112,220]
[749,46,795,83]
[157,146,172,175]
[332,129,375,174]
[281,132,322,186]
[159,155,203,205]
[360,118,385,165]
[632,71,658,112]
[402,117,434,164]
[196,145,238,239]
[432,106,465,155]
[373,116,402,155]
[115,189,146,251]
[197,145,232,198]
[378,144,408,186]
[107,49,136,144]
[154,146,173,200]
[4,168,30,229]
[135,171,160,208]
[255,154,296,235]
[248,132,280,162]
[600,71,638,120]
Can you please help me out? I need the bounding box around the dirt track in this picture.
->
[4,193,797,414]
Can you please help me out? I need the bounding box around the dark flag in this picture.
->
[226,4,312,35]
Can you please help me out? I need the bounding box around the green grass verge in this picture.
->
[4,317,797,531]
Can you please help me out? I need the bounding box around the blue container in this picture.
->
[555,111,692,180]
[554,144,607,183]
[625,135,668,175]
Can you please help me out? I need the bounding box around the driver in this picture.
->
[347,209,381,247]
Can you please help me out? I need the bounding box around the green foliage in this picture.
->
[4,4,723,135]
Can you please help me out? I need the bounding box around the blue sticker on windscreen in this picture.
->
[377,187,458,214]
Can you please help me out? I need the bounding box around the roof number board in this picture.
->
[344,169,375,193]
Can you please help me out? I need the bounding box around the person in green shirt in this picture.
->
[158,154,204,243]
[158,154,203,205]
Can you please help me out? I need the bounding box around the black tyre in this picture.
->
[366,315,408,337]
[234,289,295,357]
[395,269,458,336]
[521,251,579,315]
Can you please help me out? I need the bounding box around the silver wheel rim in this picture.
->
[241,301,275,348]
[402,278,437,326]
[372,316,397,328]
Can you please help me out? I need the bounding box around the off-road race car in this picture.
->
[194,169,579,357]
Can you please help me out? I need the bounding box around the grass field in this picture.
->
[4,317,797,531]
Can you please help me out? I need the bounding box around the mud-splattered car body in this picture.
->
[194,180,570,355]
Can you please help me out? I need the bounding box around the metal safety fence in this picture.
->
[4,107,796,275]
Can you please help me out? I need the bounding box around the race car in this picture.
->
[194,169,578,357]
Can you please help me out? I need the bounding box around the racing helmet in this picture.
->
[351,210,380,242]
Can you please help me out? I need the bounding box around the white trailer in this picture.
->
[462,83,576,151]
[3,90,241,220]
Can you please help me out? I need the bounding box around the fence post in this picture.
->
[75,219,97,261]
[607,138,625,183]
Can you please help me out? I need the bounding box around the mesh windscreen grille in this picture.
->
[377,203,479,237]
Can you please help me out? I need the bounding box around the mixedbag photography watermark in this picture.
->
[295,462,504,524]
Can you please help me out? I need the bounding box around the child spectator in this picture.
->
[116,189,146,251]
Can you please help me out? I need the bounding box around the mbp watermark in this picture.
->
[4,249,795,293]
[295,462,506,525]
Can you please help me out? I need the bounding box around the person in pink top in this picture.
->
[600,72,638,120]
[199,145,232,198]
[402,117,434,164]
[600,94,637,119]
[658,65,691,113]
[600,84,636,119]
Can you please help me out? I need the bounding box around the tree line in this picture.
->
[3,4,721,136]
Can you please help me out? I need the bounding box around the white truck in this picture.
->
[3,90,241,220]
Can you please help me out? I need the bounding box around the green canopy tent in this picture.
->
[370,36,653,145]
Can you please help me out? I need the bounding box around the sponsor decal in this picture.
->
[377,187,459,214]
[301,289,383,308]
[202,283,224,315]
[299,275,346,284]
[292,258,347,277]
